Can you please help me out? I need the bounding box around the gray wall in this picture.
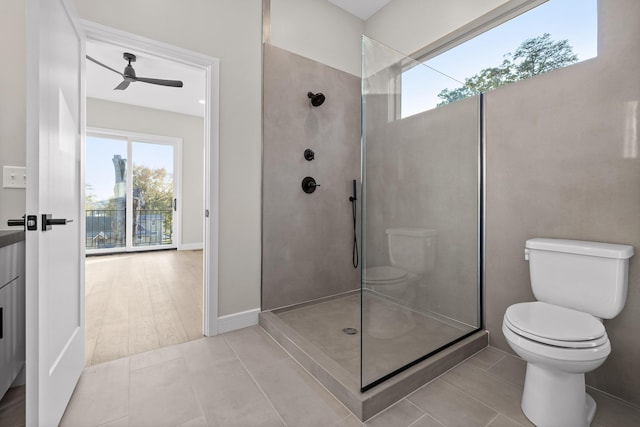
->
[262,44,360,310]
[87,98,204,247]
[0,1,26,230]
[364,0,511,57]
[485,0,640,406]
[269,0,363,77]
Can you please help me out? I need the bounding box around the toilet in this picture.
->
[363,227,436,300]
[502,238,634,427]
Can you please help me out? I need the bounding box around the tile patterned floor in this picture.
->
[56,325,640,427]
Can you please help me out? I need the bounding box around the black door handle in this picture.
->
[7,217,25,227]
[7,215,37,231]
[42,214,73,231]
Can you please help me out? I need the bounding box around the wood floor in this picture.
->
[85,249,203,366]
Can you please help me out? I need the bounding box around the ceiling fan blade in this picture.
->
[135,76,184,88]
[114,80,131,90]
[86,55,125,77]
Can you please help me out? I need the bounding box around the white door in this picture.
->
[26,0,85,425]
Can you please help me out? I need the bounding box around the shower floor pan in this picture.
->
[259,291,488,421]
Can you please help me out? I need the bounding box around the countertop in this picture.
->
[0,231,25,249]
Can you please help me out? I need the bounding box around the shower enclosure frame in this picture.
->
[259,34,488,419]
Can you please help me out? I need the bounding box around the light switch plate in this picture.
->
[3,166,27,189]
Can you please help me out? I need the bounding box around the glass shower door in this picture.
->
[361,36,482,390]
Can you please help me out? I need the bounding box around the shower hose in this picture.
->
[350,188,359,269]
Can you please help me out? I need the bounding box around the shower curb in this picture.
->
[259,310,488,421]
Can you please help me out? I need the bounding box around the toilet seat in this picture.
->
[505,302,608,349]
[363,266,408,285]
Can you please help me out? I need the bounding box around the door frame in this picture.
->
[82,20,220,336]
[85,127,183,254]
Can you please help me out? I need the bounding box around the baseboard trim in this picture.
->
[179,243,203,251]
[218,308,260,334]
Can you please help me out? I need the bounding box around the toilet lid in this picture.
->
[363,266,407,283]
[505,302,607,348]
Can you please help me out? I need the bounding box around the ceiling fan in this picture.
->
[86,52,184,91]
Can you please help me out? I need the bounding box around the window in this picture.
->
[400,0,597,118]
[85,129,182,253]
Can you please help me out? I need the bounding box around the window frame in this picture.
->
[394,0,584,119]
[85,127,183,254]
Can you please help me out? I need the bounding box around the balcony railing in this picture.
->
[86,209,173,250]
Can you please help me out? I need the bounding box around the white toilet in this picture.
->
[363,227,436,300]
[502,238,634,427]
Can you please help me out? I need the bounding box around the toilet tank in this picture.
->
[387,228,437,274]
[526,238,634,319]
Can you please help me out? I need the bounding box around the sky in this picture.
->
[400,0,598,118]
[86,135,174,203]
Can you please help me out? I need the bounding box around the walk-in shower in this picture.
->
[260,36,485,420]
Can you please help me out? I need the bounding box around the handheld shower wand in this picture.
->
[349,179,358,268]
[349,179,357,202]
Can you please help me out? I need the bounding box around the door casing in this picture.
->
[82,20,220,336]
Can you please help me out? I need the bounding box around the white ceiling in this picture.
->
[327,0,392,20]
[86,40,206,118]
[86,2,390,116]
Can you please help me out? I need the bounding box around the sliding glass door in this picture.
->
[131,141,175,248]
[86,129,181,253]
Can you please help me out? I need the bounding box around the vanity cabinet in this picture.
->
[0,238,25,400]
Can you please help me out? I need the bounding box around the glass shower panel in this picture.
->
[361,36,481,390]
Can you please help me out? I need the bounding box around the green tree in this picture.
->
[132,165,174,243]
[85,184,99,210]
[437,33,578,105]
[133,165,173,211]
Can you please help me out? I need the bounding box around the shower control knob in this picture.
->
[304,149,315,161]
[302,176,320,194]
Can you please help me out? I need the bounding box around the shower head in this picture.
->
[307,91,325,107]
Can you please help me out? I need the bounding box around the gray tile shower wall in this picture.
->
[262,44,361,310]
[485,0,640,407]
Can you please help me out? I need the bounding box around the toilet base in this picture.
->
[521,363,596,427]
[586,393,596,424]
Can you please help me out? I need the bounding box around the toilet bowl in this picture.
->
[363,266,413,299]
[503,302,610,427]
[363,228,436,301]
[502,238,634,427]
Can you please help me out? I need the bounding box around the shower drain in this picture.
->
[342,327,358,335]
